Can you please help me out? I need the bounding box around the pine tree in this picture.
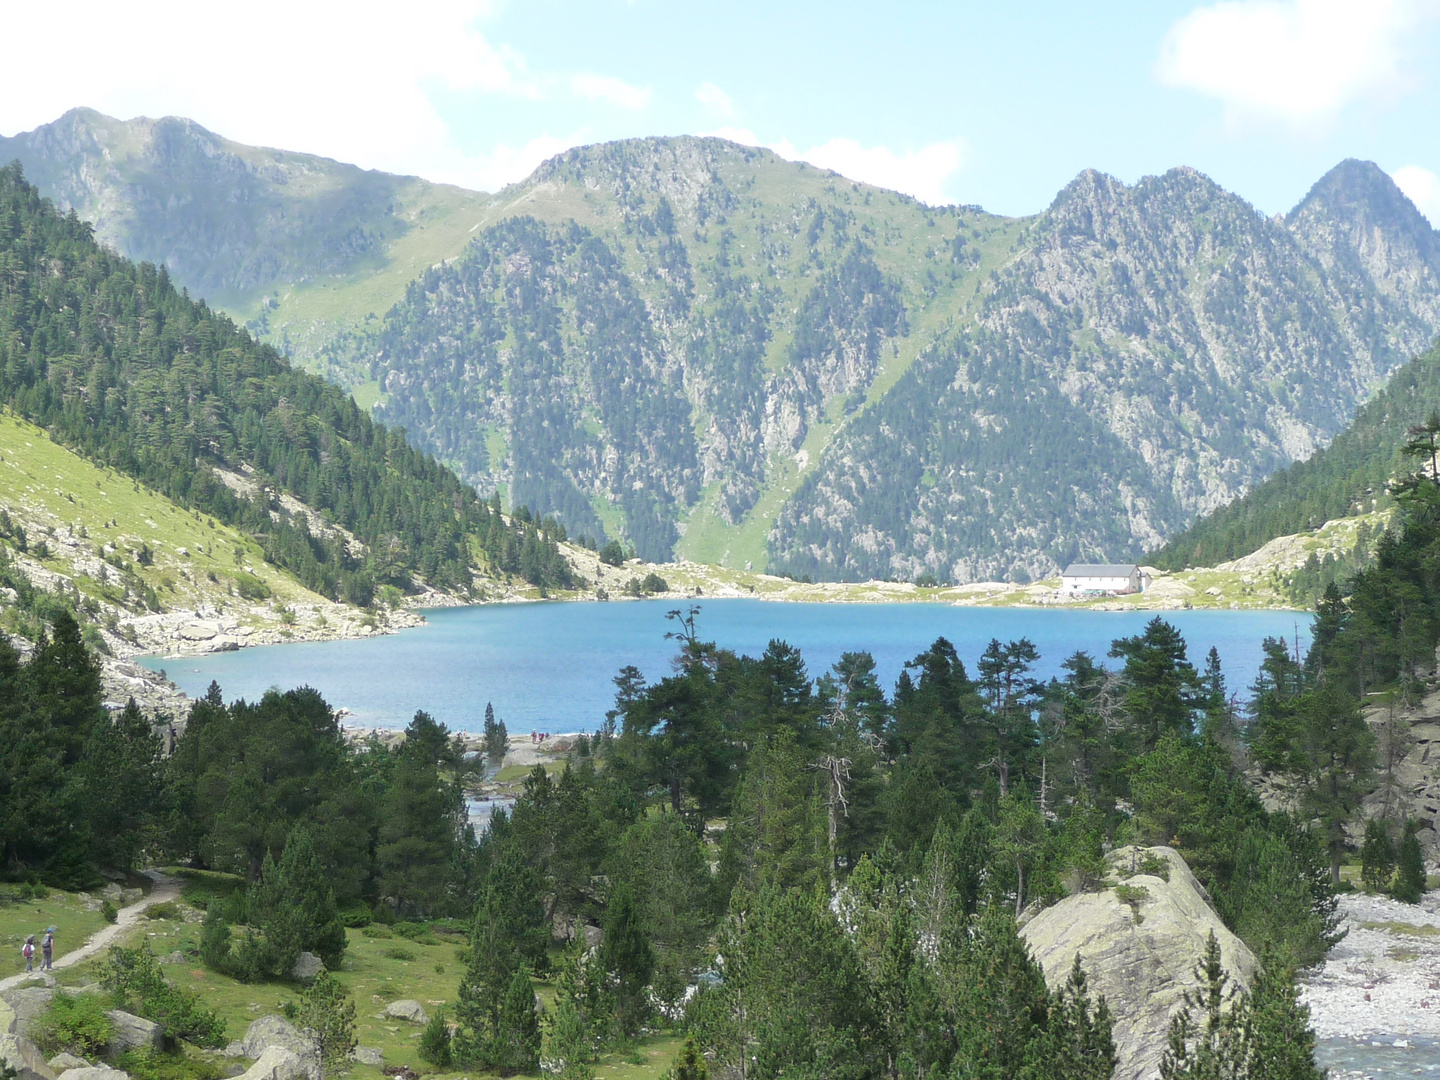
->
[670,1036,708,1080]
[251,826,348,974]
[418,1010,453,1068]
[1360,818,1396,893]
[483,702,508,764]
[1237,948,1323,1080]
[1047,956,1116,1080]
[601,884,655,1037]
[376,732,458,917]
[1393,821,1427,903]
[493,967,541,1074]
[297,971,356,1079]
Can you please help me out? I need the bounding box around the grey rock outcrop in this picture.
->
[349,1047,383,1067]
[0,988,54,1036]
[104,1010,162,1056]
[0,1033,57,1080]
[47,1053,91,1071]
[383,1000,428,1024]
[57,1067,129,1080]
[289,953,323,981]
[1020,846,1257,1080]
[235,1047,306,1080]
[233,1017,319,1080]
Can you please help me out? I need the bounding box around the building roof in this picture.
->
[1062,563,1139,577]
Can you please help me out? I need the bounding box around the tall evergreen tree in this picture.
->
[601,884,655,1036]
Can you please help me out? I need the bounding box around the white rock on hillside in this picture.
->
[236,1046,306,1080]
[1020,845,1257,1080]
[57,1067,129,1080]
[384,1000,429,1024]
[0,1033,57,1080]
[233,1017,320,1080]
[104,1011,161,1056]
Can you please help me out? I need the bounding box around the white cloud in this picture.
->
[0,0,555,191]
[1394,165,1440,227]
[695,82,735,117]
[571,73,651,110]
[1156,0,1429,125]
[703,129,965,206]
[458,134,580,193]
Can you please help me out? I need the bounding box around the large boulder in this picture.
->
[0,988,53,1036]
[0,997,16,1036]
[234,1017,320,1080]
[1020,846,1257,1080]
[0,1033,57,1080]
[57,1068,129,1080]
[236,1047,306,1080]
[47,1054,91,1072]
[383,1000,428,1024]
[349,1047,383,1067]
[104,1011,162,1056]
[289,953,323,981]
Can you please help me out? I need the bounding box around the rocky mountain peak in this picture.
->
[1286,158,1440,329]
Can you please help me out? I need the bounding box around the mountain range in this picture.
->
[6,109,1440,581]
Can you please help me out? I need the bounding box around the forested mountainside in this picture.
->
[1153,341,1440,571]
[0,108,491,362]
[351,143,1440,577]
[0,164,575,607]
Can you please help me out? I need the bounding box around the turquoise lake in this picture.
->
[140,600,1311,733]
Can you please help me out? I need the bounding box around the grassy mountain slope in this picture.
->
[1151,340,1440,570]
[0,410,384,653]
[0,108,492,368]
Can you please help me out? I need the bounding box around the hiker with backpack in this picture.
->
[21,935,35,972]
[40,928,53,971]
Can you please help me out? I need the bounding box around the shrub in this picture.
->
[598,541,625,567]
[1139,853,1172,882]
[383,946,416,962]
[640,572,668,594]
[360,925,393,939]
[100,900,118,924]
[418,1011,452,1068]
[145,902,181,921]
[337,903,372,929]
[297,972,356,1079]
[33,992,114,1056]
[232,572,271,601]
[114,1048,227,1080]
[1362,819,1397,893]
[393,922,438,945]
[1393,822,1427,904]
[104,944,227,1047]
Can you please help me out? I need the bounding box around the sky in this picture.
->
[2,0,1439,222]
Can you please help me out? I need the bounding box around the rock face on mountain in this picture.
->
[774,163,1440,582]
[1020,846,1257,1080]
[364,148,1440,577]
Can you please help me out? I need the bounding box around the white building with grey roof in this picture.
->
[1060,563,1146,595]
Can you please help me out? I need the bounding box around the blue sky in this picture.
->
[3,0,1439,221]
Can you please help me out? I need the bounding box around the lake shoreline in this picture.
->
[139,601,1310,736]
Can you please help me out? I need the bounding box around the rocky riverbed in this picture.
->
[1302,892,1440,1040]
